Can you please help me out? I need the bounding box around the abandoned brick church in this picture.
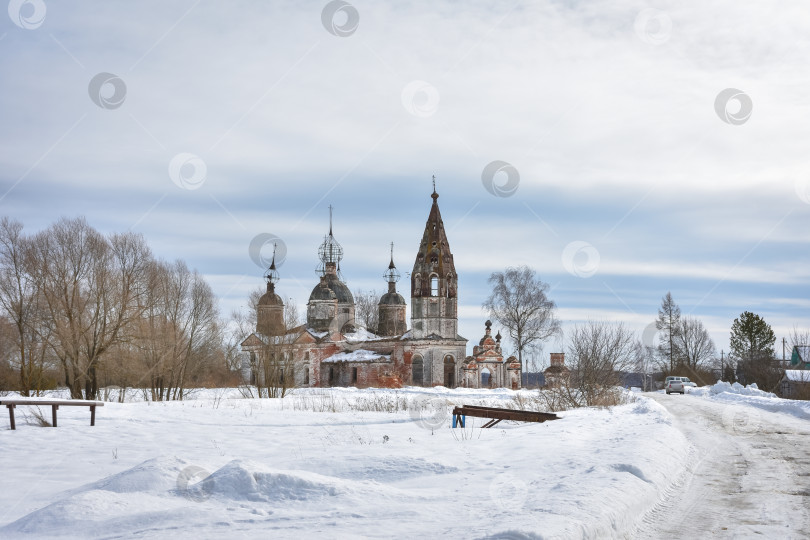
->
[240,186,521,389]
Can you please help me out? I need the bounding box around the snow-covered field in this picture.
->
[0,383,807,539]
[0,386,689,539]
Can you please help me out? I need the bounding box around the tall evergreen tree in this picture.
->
[655,292,681,371]
[730,311,778,388]
[730,311,776,361]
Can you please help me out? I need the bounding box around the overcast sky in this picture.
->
[1,0,809,364]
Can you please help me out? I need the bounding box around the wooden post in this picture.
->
[52,404,58,427]
[7,404,15,430]
[90,405,96,426]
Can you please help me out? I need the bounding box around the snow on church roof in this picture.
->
[343,328,383,343]
[322,349,391,363]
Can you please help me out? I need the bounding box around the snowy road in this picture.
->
[633,393,810,539]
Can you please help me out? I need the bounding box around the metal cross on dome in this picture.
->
[317,205,343,275]
[384,242,400,283]
[263,242,280,284]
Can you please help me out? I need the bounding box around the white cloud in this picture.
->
[2,0,809,359]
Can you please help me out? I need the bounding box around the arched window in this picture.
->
[481,367,491,388]
[443,355,455,388]
[414,274,421,295]
[430,275,439,296]
[412,356,423,386]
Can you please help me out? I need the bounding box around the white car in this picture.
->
[664,376,696,393]
[665,378,684,394]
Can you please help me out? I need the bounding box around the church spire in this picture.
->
[383,242,401,293]
[411,179,459,340]
[263,243,280,292]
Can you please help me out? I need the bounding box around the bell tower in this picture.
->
[256,244,285,336]
[411,180,458,340]
[378,243,407,336]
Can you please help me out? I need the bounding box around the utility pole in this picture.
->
[720,349,724,380]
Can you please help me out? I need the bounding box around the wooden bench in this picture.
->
[0,399,104,430]
[452,404,559,428]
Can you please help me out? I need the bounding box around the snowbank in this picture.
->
[690,380,776,398]
[690,380,810,421]
[0,389,690,539]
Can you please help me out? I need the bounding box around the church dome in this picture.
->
[379,291,405,305]
[324,273,354,304]
[258,291,284,306]
[309,281,337,302]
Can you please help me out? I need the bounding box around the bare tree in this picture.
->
[26,218,153,399]
[633,340,656,392]
[566,320,637,405]
[483,266,560,380]
[655,292,681,371]
[353,289,379,333]
[134,259,220,401]
[674,316,716,370]
[789,325,809,353]
[0,218,50,395]
[253,300,300,398]
[223,286,264,371]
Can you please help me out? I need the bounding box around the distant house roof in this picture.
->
[783,370,810,383]
[792,345,810,366]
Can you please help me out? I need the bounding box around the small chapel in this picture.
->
[240,183,521,390]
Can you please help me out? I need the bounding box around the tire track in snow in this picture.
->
[629,394,810,539]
